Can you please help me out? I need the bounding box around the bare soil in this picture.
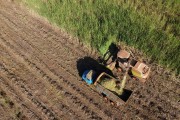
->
[0,1,179,120]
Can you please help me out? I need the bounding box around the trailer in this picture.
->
[82,70,132,106]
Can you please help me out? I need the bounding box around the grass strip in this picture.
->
[22,0,180,75]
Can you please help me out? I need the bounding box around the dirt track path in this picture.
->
[0,1,179,120]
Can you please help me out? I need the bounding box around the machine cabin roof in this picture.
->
[117,50,130,59]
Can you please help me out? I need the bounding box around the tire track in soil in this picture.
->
[0,39,104,120]
[0,7,121,119]
[0,77,41,120]
[0,46,82,120]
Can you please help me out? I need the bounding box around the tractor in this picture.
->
[105,48,150,83]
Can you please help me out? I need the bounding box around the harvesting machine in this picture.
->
[82,69,132,106]
[81,44,150,106]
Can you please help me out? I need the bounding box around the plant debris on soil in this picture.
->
[0,1,179,120]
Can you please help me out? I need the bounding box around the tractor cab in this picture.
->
[106,48,150,82]
[117,50,130,70]
[82,70,97,85]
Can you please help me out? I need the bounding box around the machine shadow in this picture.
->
[76,56,114,77]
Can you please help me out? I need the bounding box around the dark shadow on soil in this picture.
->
[106,43,119,57]
[99,43,120,64]
[76,56,114,77]
[119,89,133,102]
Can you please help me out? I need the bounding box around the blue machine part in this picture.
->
[82,70,94,85]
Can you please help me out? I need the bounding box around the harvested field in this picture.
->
[0,1,179,120]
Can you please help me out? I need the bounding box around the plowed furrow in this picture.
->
[149,71,180,90]
[128,74,179,98]
[150,67,180,85]
[0,45,91,120]
[0,12,83,75]
[0,20,121,119]
[0,20,119,113]
[151,77,180,95]
[1,44,94,119]
[0,8,90,58]
[124,78,179,116]
[126,77,179,107]
[124,82,179,120]
[0,87,19,119]
[0,107,14,120]
[126,101,158,120]
[132,85,179,109]
[1,36,121,119]
[0,12,85,77]
[0,64,59,120]
[0,77,41,120]
[122,105,153,120]
[130,93,179,120]
[0,35,112,119]
[127,66,180,91]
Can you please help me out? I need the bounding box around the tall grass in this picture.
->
[23,0,180,74]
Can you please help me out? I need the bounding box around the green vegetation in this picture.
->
[23,0,180,74]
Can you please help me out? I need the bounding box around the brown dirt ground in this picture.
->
[0,1,179,120]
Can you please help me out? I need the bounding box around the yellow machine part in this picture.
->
[101,80,123,95]
[106,62,116,71]
[131,68,142,78]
